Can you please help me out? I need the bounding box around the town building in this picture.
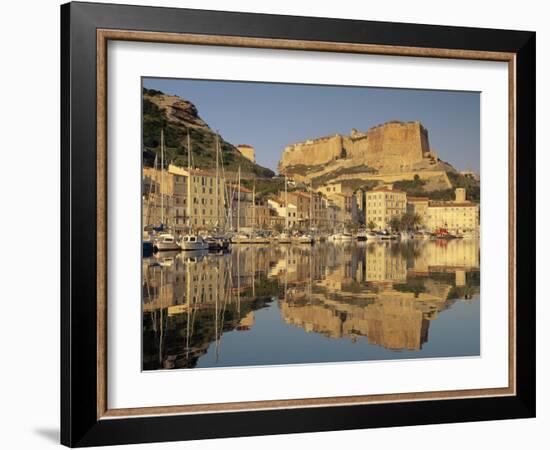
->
[406,196,430,224]
[142,164,227,234]
[227,183,253,231]
[425,188,479,234]
[281,190,324,229]
[365,184,407,230]
[315,183,358,226]
[267,197,298,229]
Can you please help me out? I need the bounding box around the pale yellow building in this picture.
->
[425,188,479,234]
[142,164,226,234]
[406,196,430,224]
[315,183,358,226]
[365,184,407,230]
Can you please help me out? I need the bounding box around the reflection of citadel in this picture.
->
[143,239,480,369]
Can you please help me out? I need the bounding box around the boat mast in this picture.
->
[237,166,241,233]
[186,131,192,231]
[215,132,220,229]
[252,181,256,232]
[285,175,288,231]
[309,181,313,230]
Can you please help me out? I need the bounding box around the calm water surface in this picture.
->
[142,239,480,370]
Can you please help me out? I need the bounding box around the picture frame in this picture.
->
[61,1,535,447]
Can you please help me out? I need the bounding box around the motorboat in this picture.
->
[231,233,253,244]
[356,230,368,241]
[252,234,270,244]
[275,232,292,244]
[400,231,413,241]
[153,233,180,251]
[204,235,231,250]
[330,232,353,242]
[365,231,381,241]
[179,234,208,251]
[292,234,314,244]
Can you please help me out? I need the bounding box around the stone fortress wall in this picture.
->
[279,121,436,174]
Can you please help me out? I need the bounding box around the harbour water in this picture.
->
[142,239,480,370]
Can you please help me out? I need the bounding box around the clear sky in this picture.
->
[143,78,480,173]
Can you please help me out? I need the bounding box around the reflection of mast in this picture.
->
[252,247,255,297]
[237,246,241,316]
[185,259,190,361]
[159,266,164,366]
[160,129,164,226]
[215,269,219,361]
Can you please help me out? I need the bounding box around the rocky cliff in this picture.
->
[143,88,274,178]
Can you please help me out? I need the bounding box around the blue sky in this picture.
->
[143,78,480,173]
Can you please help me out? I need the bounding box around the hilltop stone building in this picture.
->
[279,121,439,174]
[236,144,256,163]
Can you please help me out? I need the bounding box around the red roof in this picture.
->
[227,183,252,193]
[368,187,406,194]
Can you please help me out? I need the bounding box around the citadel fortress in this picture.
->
[278,120,454,189]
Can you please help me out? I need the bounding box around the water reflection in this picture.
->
[142,239,480,370]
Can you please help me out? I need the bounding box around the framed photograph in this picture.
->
[61,1,535,447]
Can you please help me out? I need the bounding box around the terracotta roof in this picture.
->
[367,187,406,194]
[227,183,252,193]
[428,202,478,208]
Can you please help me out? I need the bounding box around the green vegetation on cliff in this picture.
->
[142,88,274,178]
[392,173,480,203]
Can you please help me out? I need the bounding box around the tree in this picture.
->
[347,222,360,233]
[399,212,423,231]
[389,217,401,232]
[367,220,377,231]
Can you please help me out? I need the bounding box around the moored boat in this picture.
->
[292,234,314,244]
[365,231,381,241]
[179,234,208,251]
[276,232,292,244]
[153,233,180,251]
[330,232,353,242]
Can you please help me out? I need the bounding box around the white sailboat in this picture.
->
[277,175,292,244]
[153,130,179,251]
[179,131,208,251]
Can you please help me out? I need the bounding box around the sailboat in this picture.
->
[204,132,231,251]
[179,131,208,251]
[277,175,292,244]
[153,129,180,251]
[292,181,315,245]
[250,181,269,244]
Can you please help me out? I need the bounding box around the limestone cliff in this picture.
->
[143,88,274,178]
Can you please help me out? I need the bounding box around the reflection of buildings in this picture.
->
[143,239,480,369]
[278,239,479,352]
[365,244,407,283]
[409,239,479,274]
